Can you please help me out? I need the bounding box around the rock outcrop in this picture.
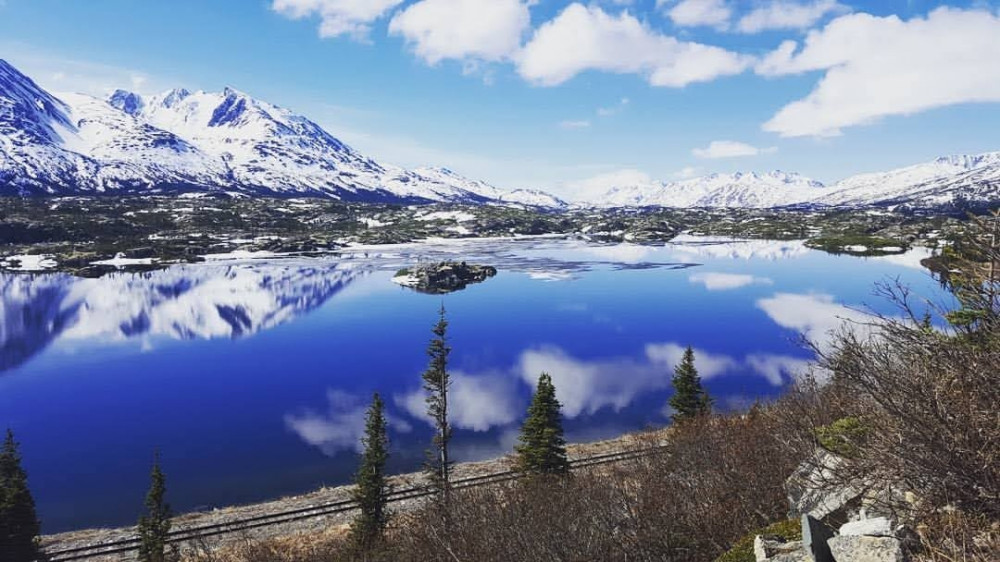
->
[754,452,911,562]
[392,261,498,294]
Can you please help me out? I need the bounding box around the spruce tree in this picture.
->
[668,346,713,423]
[0,429,40,562]
[422,305,452,501]
[350,393,391,552]
[515,373,570,475]
[137,454,174,562]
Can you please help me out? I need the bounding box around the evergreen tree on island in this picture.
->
[668,346,713,423]
[350,393,391,552]
[0,429,41,562]
[515,373,570,475]
[423,305,453,502]
[137,453,175,562]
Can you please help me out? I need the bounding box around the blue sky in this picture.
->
[1,0,998,198]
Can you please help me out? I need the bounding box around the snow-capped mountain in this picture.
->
[598,171,827,208]
[0,59,563,206]
[590,154,999,210]
[2,58,993,210]
[812,153,1000,208]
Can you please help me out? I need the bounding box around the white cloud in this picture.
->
[558,119,592,130]
[737,0,847,33]
[518,344,742,418]
[396,371,523,432]
[517,4,752,87]
[271,0,404,40]
[644,343,739,378]
[692,140,778,159]
[756,292,872,352]
[689,272,773,290]
[758,7,1000,137]
[284,390,412,456]
[1,46,170,97]
[518,347,650,417]
[388,0,532,64]
[662,0,732,30]
[673,166,702,179]
[597,97,630,117]
[746,354,813,385]
[562,168,654,201]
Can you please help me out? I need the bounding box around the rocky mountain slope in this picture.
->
[0,59,564,206]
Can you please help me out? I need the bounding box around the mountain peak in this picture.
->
[933,152,1000,170]
[108,89,145,116]
[159,88,191,108]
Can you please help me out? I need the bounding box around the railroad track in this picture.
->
[46,444,667,561]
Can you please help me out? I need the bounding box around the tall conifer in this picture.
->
[0,429,40,562]
[668,346,713,423]
[137,454,173,562]
[515,374,570,475]
[422,305,452,500]
[350,393,391,551]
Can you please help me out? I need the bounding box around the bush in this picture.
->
[387,405,811,562]
[814,416,870,458]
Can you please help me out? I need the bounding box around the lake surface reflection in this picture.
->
[0,236,946,532]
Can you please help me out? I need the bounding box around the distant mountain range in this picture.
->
[593,154,1000,210]
[0,59,996,211]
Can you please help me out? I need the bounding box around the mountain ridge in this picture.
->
[1,59,996,211]
[0,59,565,206]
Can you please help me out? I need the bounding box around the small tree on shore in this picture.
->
[669,347,712,423]
[0,429,40,562]
[137,454,174,562]
[515,373,570,475]
[350,393,391,552]
[423,305,452,502]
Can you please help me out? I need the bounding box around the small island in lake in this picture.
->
[393,261,498,294]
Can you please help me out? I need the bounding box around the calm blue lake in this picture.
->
[0,236,947,532]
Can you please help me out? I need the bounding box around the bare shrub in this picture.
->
[387,406,810,562]
[914,510,999,562]
[819,283,1000,519]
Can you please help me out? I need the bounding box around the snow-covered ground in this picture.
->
[1,254,58,271]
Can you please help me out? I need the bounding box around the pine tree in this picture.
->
[137,454,174,562]
[350,393,391,552]
[422,305,453,501]
[668,346,712,423]
[515,373,570,475]
[0,429,40,562]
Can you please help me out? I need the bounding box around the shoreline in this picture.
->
[41,428,671,559]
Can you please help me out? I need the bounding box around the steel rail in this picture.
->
[46,444,667,561]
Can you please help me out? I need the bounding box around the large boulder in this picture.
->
[827,535,905,562]
[785,450,865,523]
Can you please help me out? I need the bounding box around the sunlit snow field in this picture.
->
[0,236,948,531]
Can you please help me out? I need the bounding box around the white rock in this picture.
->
[827,535,904,562]
[840,517,894,537]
